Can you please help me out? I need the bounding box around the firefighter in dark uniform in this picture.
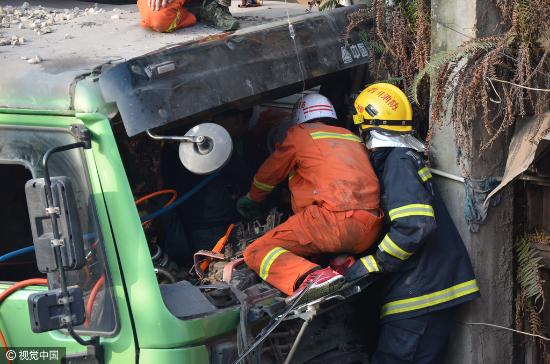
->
[346,83,480,363]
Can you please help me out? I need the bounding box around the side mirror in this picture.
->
[25,176,85,272]
[178,123,233,175]
[28,286,85,333]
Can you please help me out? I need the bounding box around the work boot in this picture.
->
[199,0,239,31]
[285,267,344,306]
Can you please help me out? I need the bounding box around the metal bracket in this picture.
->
[283,294,346,322]
[59,315,72,325]
[146,130,205,144]
[51,238,65,247]
[57,295,74,305]
[45,206,60,215]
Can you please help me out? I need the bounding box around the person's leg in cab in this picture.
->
[371,309,454,364]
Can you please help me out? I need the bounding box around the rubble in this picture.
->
[27,55,42,64]
[0,2,110,47]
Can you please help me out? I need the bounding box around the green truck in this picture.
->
[0,1,373,362]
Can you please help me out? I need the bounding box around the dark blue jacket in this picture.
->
[362,147,479,322]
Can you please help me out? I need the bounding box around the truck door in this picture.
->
[0,119,136,363]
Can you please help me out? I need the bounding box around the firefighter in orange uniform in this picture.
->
[237,94,383,303]
[137,0,197,32]
[137,0,239,33]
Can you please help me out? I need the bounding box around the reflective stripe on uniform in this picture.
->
[360,255,379,272]
[379,234,412,261]
[380,279,480,317]
[253,177,275,192]
[310,132,362,143]
[289,170,296,181]
[259,247,288,280]
[166,9,182,32]
[388,204,435,221]
[418,167,433,182]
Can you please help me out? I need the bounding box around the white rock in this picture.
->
[20,56,28,60]
[27,55,42,64]
[111,14,120,20]
[21,2,30,9]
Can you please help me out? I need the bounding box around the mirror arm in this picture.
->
[41,141,99,348]
[146,129,205,144]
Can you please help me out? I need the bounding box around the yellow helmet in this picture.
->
[353,83,413,133]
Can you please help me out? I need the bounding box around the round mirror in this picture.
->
[178,123,233,175]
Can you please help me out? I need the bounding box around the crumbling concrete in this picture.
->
[431,1,515,363]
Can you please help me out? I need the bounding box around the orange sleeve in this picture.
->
[249,127,299,202]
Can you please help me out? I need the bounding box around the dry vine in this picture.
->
[342,0,432,139]
[411,0,550,169]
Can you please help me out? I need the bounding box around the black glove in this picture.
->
[345,255,382,282]
[236,193,262,220]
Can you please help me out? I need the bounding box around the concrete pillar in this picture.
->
[430,1,515,363]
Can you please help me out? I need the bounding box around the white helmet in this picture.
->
[292,93,337,124]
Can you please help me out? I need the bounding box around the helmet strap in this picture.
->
[364,119,412,127]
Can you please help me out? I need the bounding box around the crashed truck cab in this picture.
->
[0,4,375,363]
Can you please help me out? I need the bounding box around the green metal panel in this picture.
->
[139,346,209,364]
[0,111,240,357]
[0,113,136,362]
[79,113,240,349]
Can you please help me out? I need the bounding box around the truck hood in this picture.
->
[99,5,371,137]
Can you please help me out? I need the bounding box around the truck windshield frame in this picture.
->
[0,125,119,336]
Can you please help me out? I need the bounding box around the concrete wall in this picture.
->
[430,1,515,363]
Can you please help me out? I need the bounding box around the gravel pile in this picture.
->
[0,2,123,47]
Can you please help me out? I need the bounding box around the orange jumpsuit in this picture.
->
[243,122,382,295]
[137,0,197,33]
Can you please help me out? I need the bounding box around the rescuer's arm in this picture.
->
[248,127,298,203]
[373,153,437,272]
[346,152,436,279]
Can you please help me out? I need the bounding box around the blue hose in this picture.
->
[0,246,35,262]
[140,172,219,223]
[0,174,219,263]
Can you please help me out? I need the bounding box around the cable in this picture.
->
[0,278,48,304]
[0,329,11,364]
[0,278,48,364]
[487,78,550,92]
[139,172,220,222]
[84,275,106,328]
[0,246,35,262]
[135,189,177,206]
[136,189,178,225]
[462,322,550,341]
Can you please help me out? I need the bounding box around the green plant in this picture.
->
[514,233,549,359]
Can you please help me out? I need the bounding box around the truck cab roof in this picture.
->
[0,0,305,113]
[0,1,371,136]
